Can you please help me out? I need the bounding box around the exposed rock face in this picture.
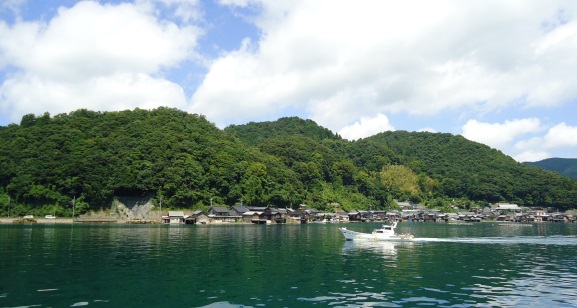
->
[78,198,156,221]
[113,200,155,220]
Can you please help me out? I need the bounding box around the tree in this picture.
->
[380,164,420,199]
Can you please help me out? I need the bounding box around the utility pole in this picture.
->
[7,196,10,217]
[159,196,162,220]
[72,196,75,218]
[210,197,213,207]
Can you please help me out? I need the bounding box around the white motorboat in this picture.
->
[339,221,415,241]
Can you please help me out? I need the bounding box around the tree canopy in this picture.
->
[525,158,577,179]
[1,108,576,217]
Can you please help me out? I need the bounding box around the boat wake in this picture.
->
[413,236,577,245]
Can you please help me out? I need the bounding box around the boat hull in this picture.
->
[339,227,414,241]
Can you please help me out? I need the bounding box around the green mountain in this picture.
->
[1,108,576,217]
[524,158,577,179]
[224,116,341,146]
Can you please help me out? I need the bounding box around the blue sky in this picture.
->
[1,0,577,162]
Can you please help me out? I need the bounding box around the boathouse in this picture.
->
[168,211,185,224]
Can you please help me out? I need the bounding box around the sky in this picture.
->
[1,0,577,162]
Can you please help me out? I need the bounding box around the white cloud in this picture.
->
[543,122,577,149]
[0,1,200,121]
[191,0,577,134]
[514,150,552,163]
[515,122,577,151]
[501,121,577,162]
[461,118,542,149]
[338,114,394,140]
[1,73,187,118]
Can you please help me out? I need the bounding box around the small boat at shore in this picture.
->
[339,221,415,241]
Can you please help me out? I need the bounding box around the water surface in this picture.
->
[1,222,576,307]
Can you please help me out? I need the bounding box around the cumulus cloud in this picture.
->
[513,123,577,161]
[461,118,542,149]
[0,1,200,122]
[338,114,394,140]
[191,0,577,133]
[543,122,577,149]
[465,120,577,162]
[514,150,552,163]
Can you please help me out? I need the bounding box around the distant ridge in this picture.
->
[524,158,577,179]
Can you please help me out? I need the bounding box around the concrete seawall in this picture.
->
[0,217,75,224]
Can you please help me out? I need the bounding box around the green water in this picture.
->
[1,222,576,307]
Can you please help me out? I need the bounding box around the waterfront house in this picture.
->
[423,210,440,222]
[458,212,477,222]
[208,206,231,216]
[266,207,287,223]
[207,206,239,223]
[446,213,459,222]
[387,211,400,221]
[551,213,565,223]
[348,210,363,222]
[242,211,257,223]
[371,210,387,221]
[231,206,249,216]
[335,211,349,222]
[287,210,302,223]
[494,203,522,213]
[250,211,268,224]
[168,211,185,224]
[192,210,209,224]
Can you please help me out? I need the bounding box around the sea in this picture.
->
[1,221,576,307]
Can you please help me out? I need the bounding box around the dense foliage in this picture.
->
[1,108,576,217]
[525,158,577,179]
[363,131,577,208]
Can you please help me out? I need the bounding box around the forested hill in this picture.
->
[1,108,576,217]
[361,132,576,205]
[224,117,341,146]
[524,158,577,179]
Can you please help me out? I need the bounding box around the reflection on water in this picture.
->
[341,240,413,260]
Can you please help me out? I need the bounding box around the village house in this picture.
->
[347,210,365,222]
[162,204,575,226]
[192,210,209,224]
[231,205,249,216]
[167,211,184,224]
[494,203,523,213]
[207,206,238,223]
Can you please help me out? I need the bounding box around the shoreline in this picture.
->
[0,217,76,224]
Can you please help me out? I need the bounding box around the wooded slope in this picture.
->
[525,158,577,179]
[1,108,576,216]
